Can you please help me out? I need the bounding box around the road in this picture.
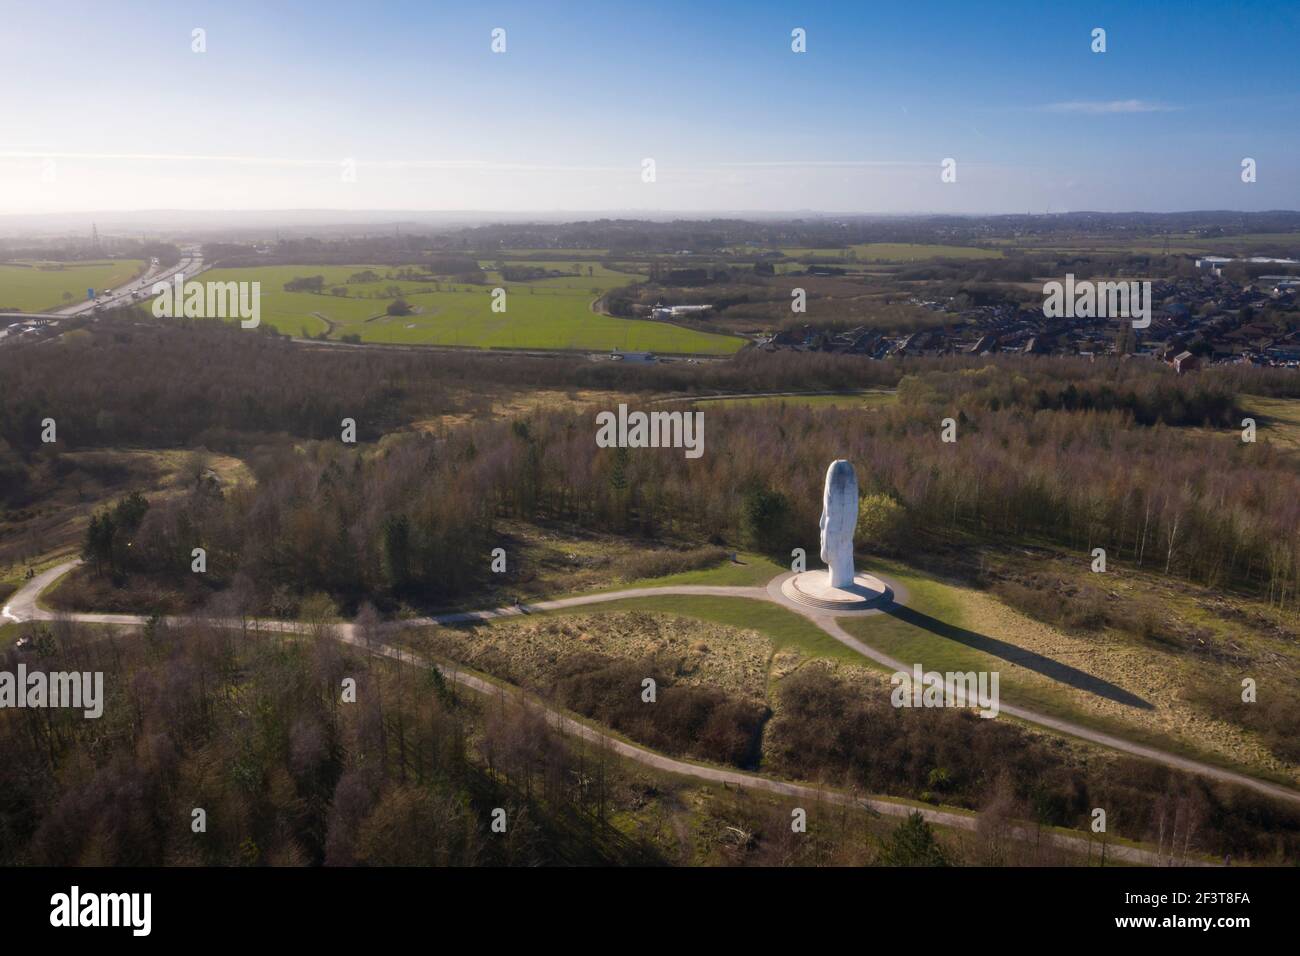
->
[6,560,1297,863]
[0,247,205,342]
[56,246,205,317]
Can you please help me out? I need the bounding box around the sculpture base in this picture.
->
[781,570,893,611]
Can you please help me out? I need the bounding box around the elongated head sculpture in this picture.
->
[819,459,858,588]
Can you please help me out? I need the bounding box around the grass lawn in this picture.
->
[478,261,641,291]
[533,551,861,663]
[0,259,145,311]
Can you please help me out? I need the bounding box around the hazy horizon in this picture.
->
[7,207,1300,241]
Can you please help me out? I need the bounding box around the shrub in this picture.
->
[856,493,909,553]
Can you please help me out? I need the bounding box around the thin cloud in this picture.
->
[0,151,621,172]
[0,151,1020,173]
[711,160,929,168]
[1041,99,1177,114]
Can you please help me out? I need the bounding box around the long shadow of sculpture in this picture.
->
[883,603,1153,710]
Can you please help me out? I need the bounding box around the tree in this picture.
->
[740,486,789,553]
[382,514,412,595]
[856,493,908,553]
[607,446,629,493]
[605,446,631,529]
[299,592,338,639]
[355,601,381,649]
[113,491,150,535]
[181,449,213,489]
[878,811,949,866]
[284,275,325,293]
[82,511,116,576]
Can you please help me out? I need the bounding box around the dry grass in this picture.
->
[956,586,1287,778]
[876,548,1300,784]
[408,518,741,609]
[418,611,773,703]
[1241,394,1300,451]
[405,388,628,434]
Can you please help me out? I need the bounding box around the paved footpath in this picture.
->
[9,559,1298,864]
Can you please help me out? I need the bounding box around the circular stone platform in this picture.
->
[780,570,893,612]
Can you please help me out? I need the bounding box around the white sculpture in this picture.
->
[780,458,890,611]
[819,459,858,588]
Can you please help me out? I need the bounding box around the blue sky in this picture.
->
[0,0,1296,213]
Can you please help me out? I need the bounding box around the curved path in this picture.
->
[407,572,1300,810]
[7,560,1298,864]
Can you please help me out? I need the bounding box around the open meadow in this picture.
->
[191,262,745,353]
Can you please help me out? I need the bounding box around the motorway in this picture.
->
[55,247,204,316]
[6,559,1299,865]
[0,247,204,339]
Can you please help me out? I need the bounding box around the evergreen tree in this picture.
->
[82,511,116,576]
[382,514,411,596]
[878,811,949,867]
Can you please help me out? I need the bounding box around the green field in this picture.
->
[779,243,1005,262]
[0,259,145,312]
[192,263,745,354]
[477,260,645,291]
